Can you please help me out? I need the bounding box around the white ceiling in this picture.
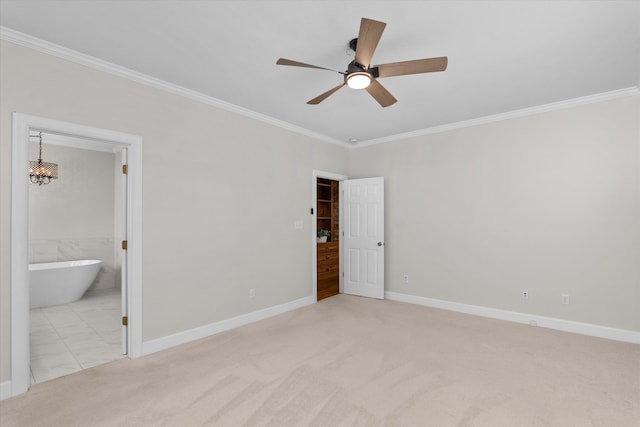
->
[1,1,639,146]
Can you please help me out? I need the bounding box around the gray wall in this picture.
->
[28,143,117,293]
[349,96,640,331]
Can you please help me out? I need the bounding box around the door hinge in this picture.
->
[310,208,314,215]
[122,164,128,174]
[122,316,128,326]
[121,240,128,250]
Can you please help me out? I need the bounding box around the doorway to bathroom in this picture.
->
[28,136,124,384]
[10,114,143,397]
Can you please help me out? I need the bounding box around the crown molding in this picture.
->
[0,26,348,148]
[354,86,640,148]
[2,26,637,151]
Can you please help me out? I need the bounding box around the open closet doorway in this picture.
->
[312,171,386,303]
[316,177,340,300]
[312,171,347,301]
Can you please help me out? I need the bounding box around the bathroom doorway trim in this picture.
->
[10,113,143,397]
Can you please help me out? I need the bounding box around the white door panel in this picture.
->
[342,177,384,299]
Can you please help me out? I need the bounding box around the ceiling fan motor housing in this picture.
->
[346,60,379,78]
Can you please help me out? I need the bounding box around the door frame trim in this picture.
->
[311,170,348,300]
[10,113,143,398]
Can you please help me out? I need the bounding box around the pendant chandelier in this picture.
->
[29,132,58,186]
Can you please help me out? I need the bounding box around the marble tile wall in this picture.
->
[28,143,118,293]
[29,237,118,292]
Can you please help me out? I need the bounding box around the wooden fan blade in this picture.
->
[376,57,448,78]
[365,79,397,107]
[354,18,386,69]
[276,58,337,72]
[307,83,346,105]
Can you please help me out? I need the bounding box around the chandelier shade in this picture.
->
[29,160,58,185]
[30,132,58,186]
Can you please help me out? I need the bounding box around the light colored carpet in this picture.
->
[1,295,639,426]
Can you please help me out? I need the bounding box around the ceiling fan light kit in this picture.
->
[346,72,371,89]
[277,17,448,107]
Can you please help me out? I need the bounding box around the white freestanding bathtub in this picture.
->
[29,260,102,309]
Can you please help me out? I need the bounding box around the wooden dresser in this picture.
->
[317,241,339,300]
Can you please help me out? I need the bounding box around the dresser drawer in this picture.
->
[317,250,339,264]
[317,262,338,279]
[317,241,339,253]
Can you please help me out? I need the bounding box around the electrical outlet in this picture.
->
[522,290,528,300]
[402,273,409,284]
[249,288,256,298]
[561,294,569,305]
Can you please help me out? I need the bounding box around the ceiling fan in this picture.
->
[276,17,448,108]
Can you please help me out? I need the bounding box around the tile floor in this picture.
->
[30,288,123,384]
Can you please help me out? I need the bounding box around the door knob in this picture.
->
[378,242,384,246]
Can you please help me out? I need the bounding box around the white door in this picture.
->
[120,149,128,355]
[341,177,385,299]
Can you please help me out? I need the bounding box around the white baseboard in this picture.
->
[0,380,12,400]
[385,291,640,344]
[142,295,316,356]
